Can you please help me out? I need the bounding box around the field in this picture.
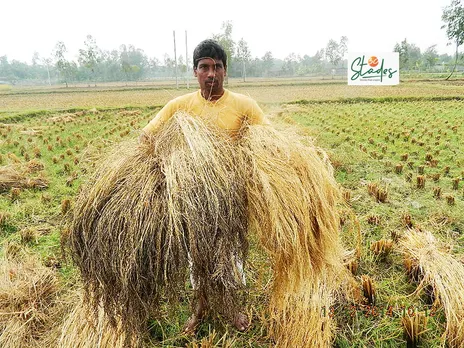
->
[1,78,464,347]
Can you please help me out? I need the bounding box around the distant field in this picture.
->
[1,80,463,347]
[1,79,464,112]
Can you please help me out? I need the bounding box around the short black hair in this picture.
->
[193,39,227,69]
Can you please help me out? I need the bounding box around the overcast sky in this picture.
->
[0,0,455,64]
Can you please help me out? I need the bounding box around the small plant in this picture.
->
[402,214,413,228]
[404,257,422,283]
[446,194,455,206]
[10,187,21,201]
[0,212,9,226]
[33,147,41,158]
[20,227,39,245]
[367,182,378,196]
[395,164,403,174]
[433,186,442,199]
[391,230,402,242]
[416,176,425,189]
[367,214,381,225]
[375,187,388,203]
[61,199,71,214]
[347,260,358,275]
[452,178,460,190]
[361,275,375,305]
[431,173,440,182]
[342,189,351,203]
[370,239,393,257]
[402,312,428,348]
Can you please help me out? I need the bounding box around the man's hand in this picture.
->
[138,131,149,144]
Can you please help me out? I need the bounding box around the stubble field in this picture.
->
[1,78,463,347]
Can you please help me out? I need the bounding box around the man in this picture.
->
[142,39,267,137]
[141,39,268,333]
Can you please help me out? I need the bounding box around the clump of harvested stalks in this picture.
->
[399,230,464,347]
[402,312,428,348]
[67,112,248,342]
[0,166,24,192]
[58,294,129,348]
[241,124,347,346]
[0,166,48,192]
[370,239,393,258]
[0,257,61,348]
[67,112,347,347]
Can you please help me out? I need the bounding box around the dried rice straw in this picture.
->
[399,230,464,347]
[67,112,347,347]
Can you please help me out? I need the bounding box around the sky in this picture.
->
[0,0,456,64]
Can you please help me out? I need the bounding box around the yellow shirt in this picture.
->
[143,89,267,136]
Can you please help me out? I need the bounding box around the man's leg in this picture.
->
[231,255,249,331]
[183,291,206,334]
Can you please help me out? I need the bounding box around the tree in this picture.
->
[53,41,70,87]
[212,21,235,82]
[313,49,326,74]
[236,38,251,82]
[120,44,132,84]
[78,35,101,86]
[282,53,297,75]
[42,57,52,86]
[325,36,348,77]
[423,45,439,69]
[442,0,464,79]
[262,51,274,77]
[163,53,175,77]
[394,39,421,70]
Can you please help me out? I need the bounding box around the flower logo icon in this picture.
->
[368,56,379,67]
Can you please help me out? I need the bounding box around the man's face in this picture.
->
[194,58,226,95]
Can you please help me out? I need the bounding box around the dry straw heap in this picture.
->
[0,257,62,348]
[399,230,464,347]
[67,112,347,347]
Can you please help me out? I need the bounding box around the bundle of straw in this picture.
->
[241,125,346,346]
[0,166,24,193]
[58,295,128,348]
[68,112,248,342]
[67,112,347,346]
[0,166,48,192]
[399,230,464,347]
[0,257,61,348]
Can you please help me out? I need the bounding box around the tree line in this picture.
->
[1,0,463,86]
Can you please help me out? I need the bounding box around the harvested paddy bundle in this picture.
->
[240,125,346,347]
[0,257,61,348]
[58,294,127,348]
[68,112,248,342]
[0,166,24,193]
[399,230,464,347]
[68,112,346,346]
[0,165,48,192]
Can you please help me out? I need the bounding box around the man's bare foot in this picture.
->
[183,313,203,334]
[182,296,206,334]
[232,312,249,332]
